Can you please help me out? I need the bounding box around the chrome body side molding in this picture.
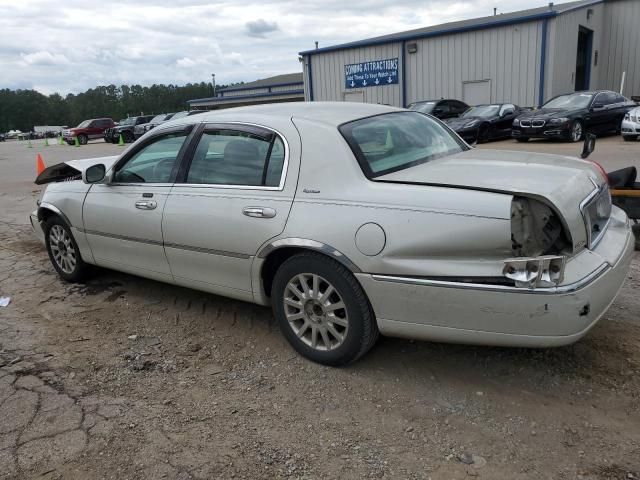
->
[258,238,362,273]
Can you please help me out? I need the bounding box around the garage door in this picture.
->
[463,80,491,105]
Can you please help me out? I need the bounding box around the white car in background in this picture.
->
[622,106,640,141]
[31,103,634,366]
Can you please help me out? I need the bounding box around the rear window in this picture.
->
[339,112,467,178]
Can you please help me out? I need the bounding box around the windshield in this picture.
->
[171,111,189,120]
[409,102,436,114]
[76,120,91,128]
[119,117,136,126]
[150,114,165,123]
[462,105,499,118]
[340,112,467,178]
[543,93,593,109]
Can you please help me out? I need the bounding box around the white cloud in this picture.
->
[0,0,550,94]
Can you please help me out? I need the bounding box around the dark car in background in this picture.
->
[63,118,116,145]
[104,115,154,143]
[443,103,523,143]
[133,113,175,139]
[512,90,635,142]
[408,99,469,120]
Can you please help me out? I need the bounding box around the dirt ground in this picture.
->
[1,136,639,480]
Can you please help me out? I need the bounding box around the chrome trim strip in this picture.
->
[371,263,610,295]
[579,178,611,249]
[164,242,250,259]
[258,238,362,273]
[82,229,250,259]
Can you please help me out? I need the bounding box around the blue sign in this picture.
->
[344,58,399,89]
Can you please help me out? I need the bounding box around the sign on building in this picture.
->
[344,58,399,89]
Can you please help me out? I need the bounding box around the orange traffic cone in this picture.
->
[36,154,46,175]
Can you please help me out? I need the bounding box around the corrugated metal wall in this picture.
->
[405,21,543,107]
[271,85,303,93]
[598,0,640,97]
[306,43,403,106]
[221,89,267,97]
[546,3,605,100]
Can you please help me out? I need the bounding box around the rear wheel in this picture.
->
[271,252,378,366]
[44,217,89,282]
[77,134,88,145]
[569,120,583,142]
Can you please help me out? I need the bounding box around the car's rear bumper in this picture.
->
[357,209,634,347]
[30,211,45,244]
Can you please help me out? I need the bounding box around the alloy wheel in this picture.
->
[283,273,349,351]
[49,225,77,274]
[571,122,582,142]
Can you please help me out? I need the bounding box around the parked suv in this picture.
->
[63,118,116,145]
[104,115,155,144]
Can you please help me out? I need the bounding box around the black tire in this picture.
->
[44,216,90,282]
[476,124,491,144]
[104,137,111,143]
[515,137,530,143]
[123,131,134,143]
[623,135,638,142]
[77,134,88,145]
[271,252,379,366]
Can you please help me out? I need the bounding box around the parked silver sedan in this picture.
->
[32,103,634,365]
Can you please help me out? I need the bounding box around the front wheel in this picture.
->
[476,124,490,144]
[569,120,583,142]
[44,217,89,282]
[77,134,88,145]
[271,252,379,366]
[123,131,134,143]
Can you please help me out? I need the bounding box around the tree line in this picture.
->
[0,82,240,132]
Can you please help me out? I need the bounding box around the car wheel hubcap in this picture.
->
[283,273,349,351]
[49,225,76,274]
[572,123,582,141]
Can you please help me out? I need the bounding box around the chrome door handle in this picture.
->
[135,200,157,210]
[242,207,276,218]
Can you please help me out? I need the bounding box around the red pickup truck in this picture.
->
[62,118,116,145]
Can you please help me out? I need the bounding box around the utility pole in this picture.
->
[211,73,216,97]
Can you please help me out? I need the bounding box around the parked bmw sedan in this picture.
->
[512,90,635,142]
[621,106,640,141]
[31,103,633,366]
[408,99,469,120]
[443,103,523,143]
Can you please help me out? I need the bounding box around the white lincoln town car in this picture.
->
[32,103,633,365]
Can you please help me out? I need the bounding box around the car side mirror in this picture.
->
[501,110,514,118]
[591,102,604,110]
[83,164,106,184]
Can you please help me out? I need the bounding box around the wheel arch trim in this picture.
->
[38,202,73,228]
[257,238,362,273]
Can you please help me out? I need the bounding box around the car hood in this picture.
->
[376,148,605,251]
[444,116,485,129]
[35,156,119,185]
[517,108,582,119]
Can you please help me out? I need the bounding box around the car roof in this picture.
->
[166,102,403,129]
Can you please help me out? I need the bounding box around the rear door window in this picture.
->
[185,129,285,187]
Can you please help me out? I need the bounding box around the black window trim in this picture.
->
[174,121,290,191]
[338,111,470,180]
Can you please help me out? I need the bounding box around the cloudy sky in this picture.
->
[1,0,552,95]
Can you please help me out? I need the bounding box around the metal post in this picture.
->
[212,73,216,97]
[620,71,626,95]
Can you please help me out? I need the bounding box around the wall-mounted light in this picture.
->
[407,42,418,54]
[594,50,598,66]
[587,8,594,20]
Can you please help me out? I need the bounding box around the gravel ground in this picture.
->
[0,137,639,480]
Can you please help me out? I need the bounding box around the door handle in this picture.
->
[135,200,157,210]
[242,207,276,218]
